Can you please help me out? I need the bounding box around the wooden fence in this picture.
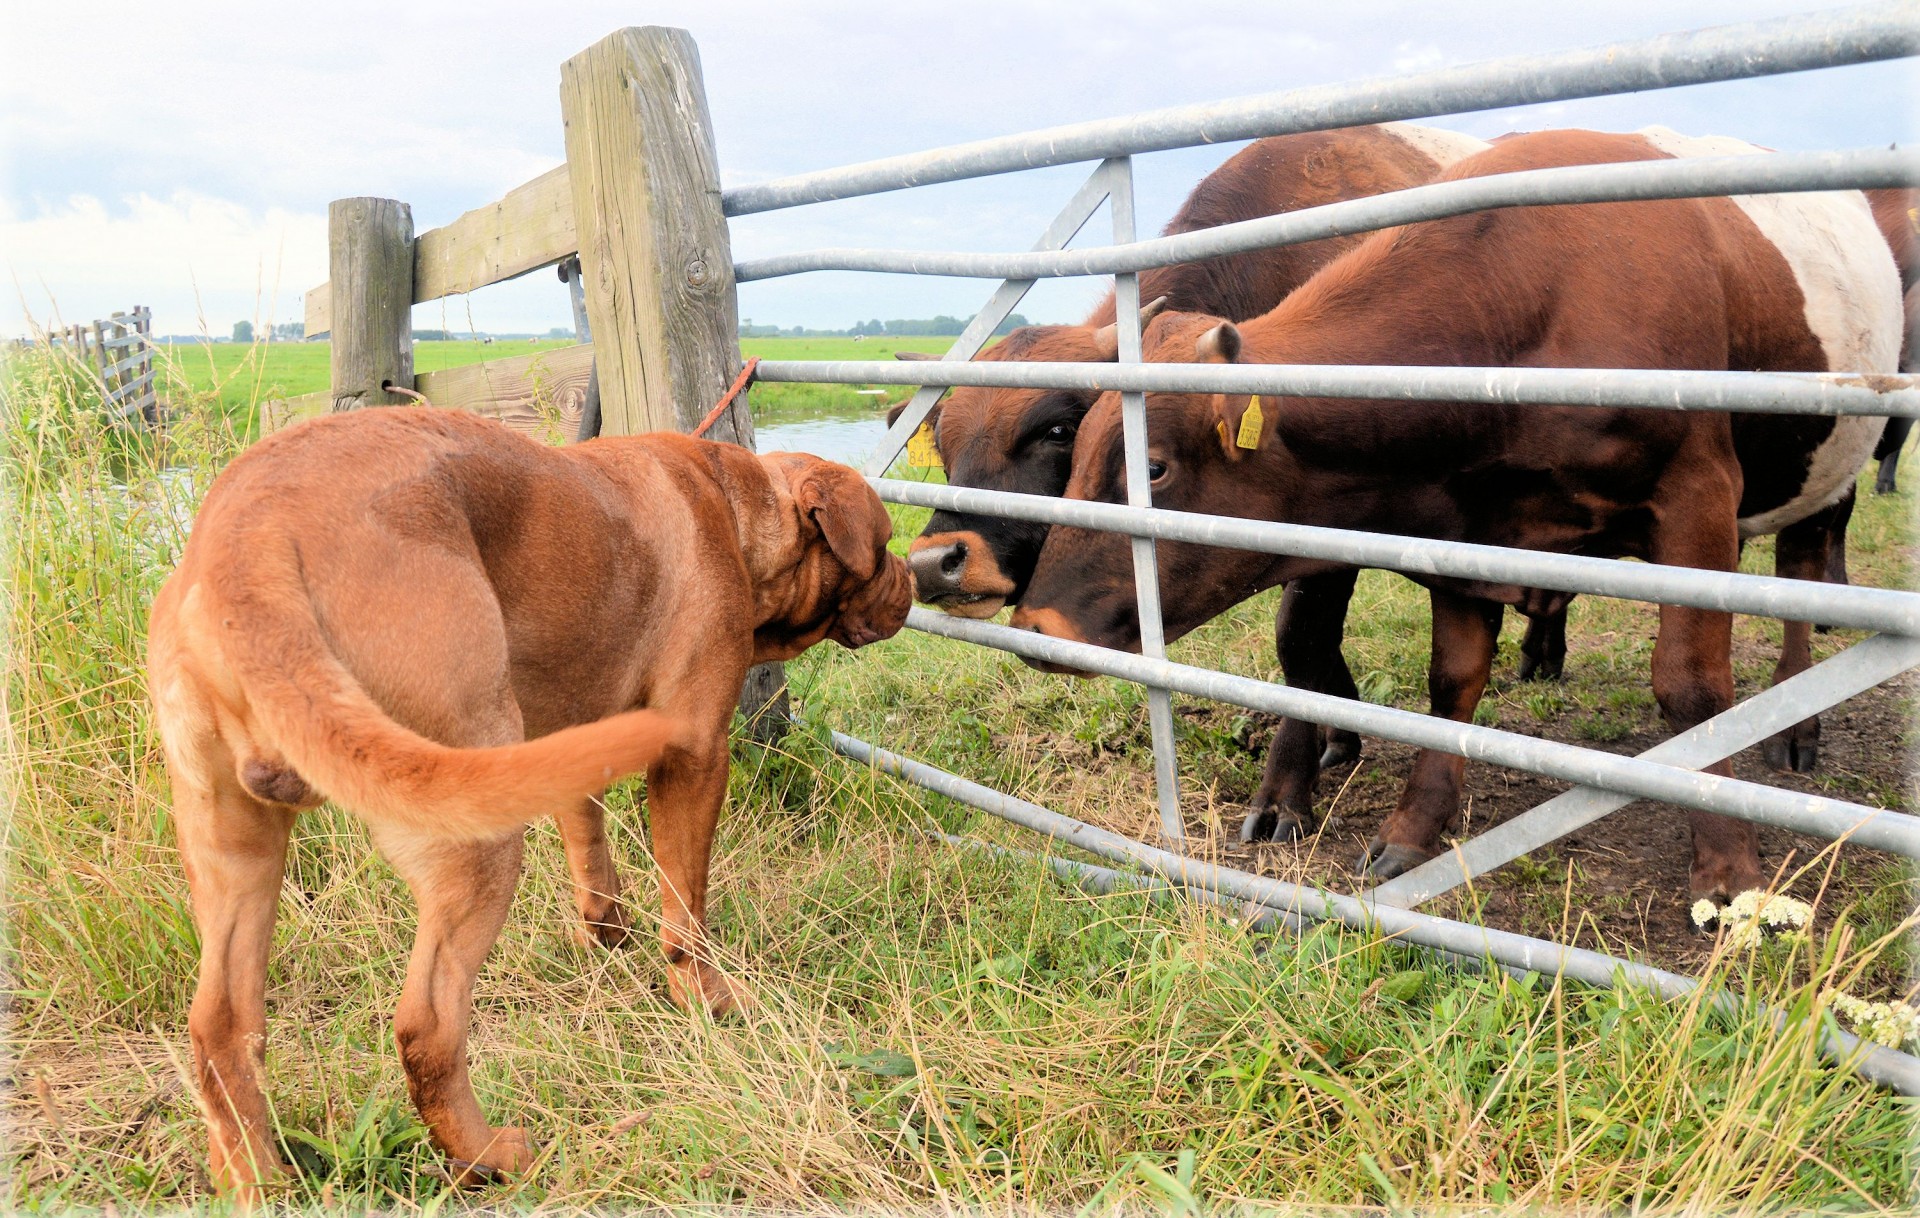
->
[46,307,158,425]
[274,26,780,727]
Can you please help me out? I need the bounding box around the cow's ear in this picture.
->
[1195,322,1241,364]
[1211,393,1270,461]
[887,399,941,430]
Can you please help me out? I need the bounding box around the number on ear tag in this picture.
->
[907,418,942,468]
[1235,395,1264,450]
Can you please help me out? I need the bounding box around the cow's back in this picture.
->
[1633,127,1902,534]
[1126,124,1492,324]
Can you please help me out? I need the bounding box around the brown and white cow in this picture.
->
[900,122,1495,775]
[1008,128,1902,904]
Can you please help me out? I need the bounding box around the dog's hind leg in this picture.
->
[555,797,630,949]
[370,822,533,1184]
[173,750,296,1203]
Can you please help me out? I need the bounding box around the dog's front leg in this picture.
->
[555,796,630,949]
[647,735,750,1017]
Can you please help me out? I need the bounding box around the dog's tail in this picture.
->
[202,560,682,840]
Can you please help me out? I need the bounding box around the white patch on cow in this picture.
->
[1380,123,1491,171]
[1636,125,1901,537]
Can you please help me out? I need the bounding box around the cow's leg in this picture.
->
[1876,416,1912,495]
[1241,568,1360,843]
[1357,588,1503,880]
[1814,483,1855,634]
[1648,492,1761,904]
[1764,501,1844,772]
[176,757,296,1203]
[370,821,533,1184]
[1516,605,1569,682]
[555,797,629,948]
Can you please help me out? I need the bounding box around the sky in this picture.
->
[3,0,1915,341]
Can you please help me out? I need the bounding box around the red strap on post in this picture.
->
[690,356,760,439]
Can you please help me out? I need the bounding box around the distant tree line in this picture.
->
[739,314,1029,339]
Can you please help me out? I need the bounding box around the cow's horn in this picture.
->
[893,351,938,361]
[1091,296,1175,358]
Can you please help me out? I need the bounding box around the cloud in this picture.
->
[2,193,326,337]
[3,0,1913,333]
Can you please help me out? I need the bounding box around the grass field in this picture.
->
[6,344,1918,1212]
[162,336,958,434]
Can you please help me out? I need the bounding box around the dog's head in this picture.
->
[755,452,912,660]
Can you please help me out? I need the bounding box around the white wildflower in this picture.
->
[1711,889,1814,949]
[1691,898,1720,929]
[1827,989,1920,1051]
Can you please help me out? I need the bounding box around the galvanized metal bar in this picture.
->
[721,4,1918,215]
[860,163,1115,477]
[735,147,1920,282]
[871,479,1920,637]
[1369,633,1920,908]
[757,359,1920,418]
[933,831,1317,932]
[904,607,1920,855]
[1106,157,1185,840]
[829,729,1920,1095]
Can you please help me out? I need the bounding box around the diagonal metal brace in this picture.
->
[1367,632,1920,908]
[861,164,1114,477]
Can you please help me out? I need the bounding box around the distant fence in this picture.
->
[44,307,157,425]
[291,9,1920,1089]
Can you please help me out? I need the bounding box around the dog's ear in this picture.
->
[793,461,888,580]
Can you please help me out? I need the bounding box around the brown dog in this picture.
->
[147,407,910,1200]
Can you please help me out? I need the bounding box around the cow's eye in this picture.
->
[1044,423,1075,444]
[1147,458,1169,482]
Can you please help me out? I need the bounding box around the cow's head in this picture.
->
[1010,313,1296,660]
[896,298,1169,618]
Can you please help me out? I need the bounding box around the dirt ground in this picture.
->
[1158,655,1916,982]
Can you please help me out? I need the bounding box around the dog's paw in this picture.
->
[668,960,754,1018]
[447,1126,536,1187]
[571,900,632,950]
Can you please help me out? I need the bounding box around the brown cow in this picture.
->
[148,408,910,1199]
[900,122,1496,781]
[1010,129,1901,903]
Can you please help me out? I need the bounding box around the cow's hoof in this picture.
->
[1317,733,1362,771]
[1875,478,1899,496]
[1356,838,1435,880]
[1762,731,1819,774]
[1517,653,1564,683]
[1238,804,1309,844]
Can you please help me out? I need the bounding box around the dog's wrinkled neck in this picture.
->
[718,450,825,635]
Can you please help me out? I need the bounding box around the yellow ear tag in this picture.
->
[1215,419,1233,450]
[1234,395,1264,450]
[907,418,942,468]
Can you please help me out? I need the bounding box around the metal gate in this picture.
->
[715,5,1920,1090]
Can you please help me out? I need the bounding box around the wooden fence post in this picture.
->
[560,27,787,741]
[329,198,415,412]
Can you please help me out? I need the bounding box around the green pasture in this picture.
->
[161,336,957,434]
[5,346,1917,1212]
